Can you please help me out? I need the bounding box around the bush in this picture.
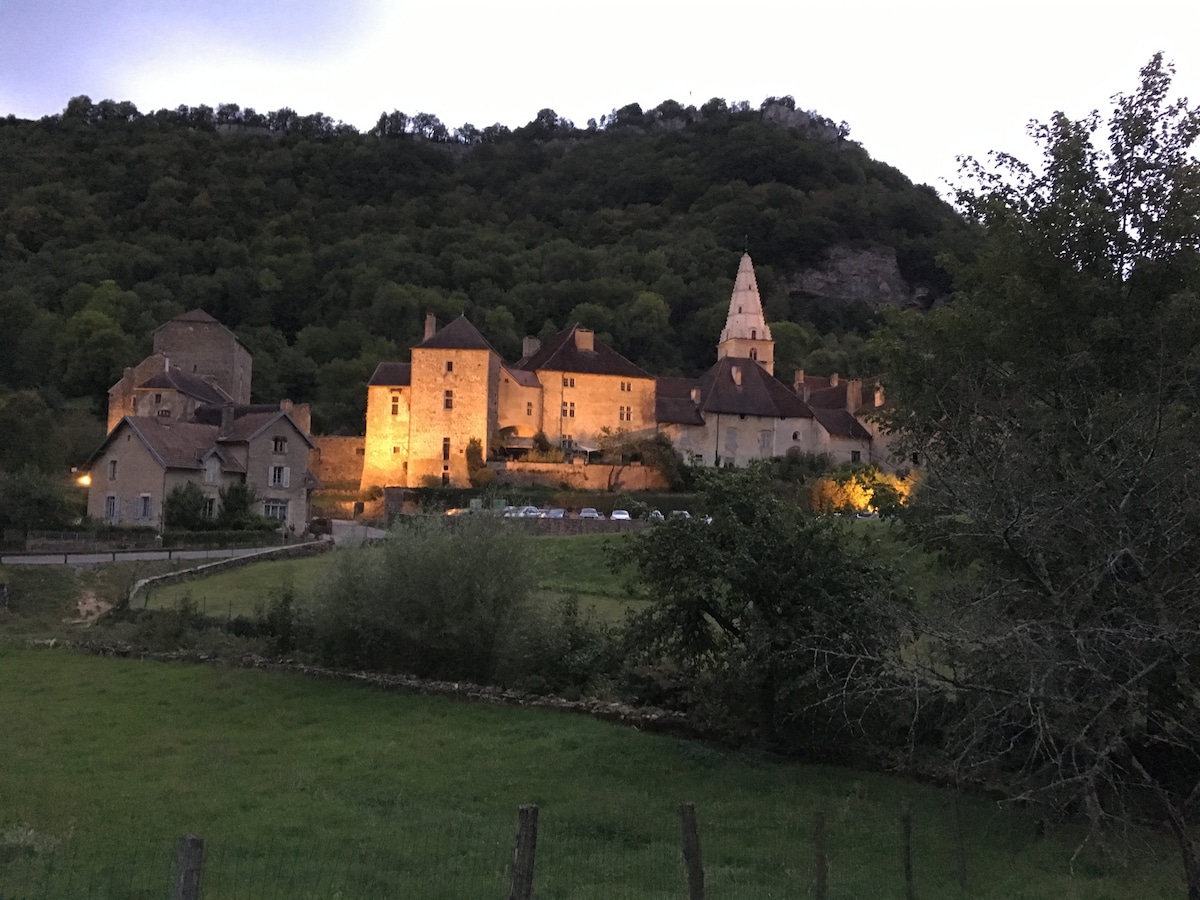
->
[309,516,532,682]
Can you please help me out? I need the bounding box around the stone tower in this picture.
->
[716,253,774,375]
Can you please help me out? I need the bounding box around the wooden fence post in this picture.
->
[901,800,914,900]
[813,810,828,900]
[679,802,705,900]
[170,834,204,900]
[508,804,539,900]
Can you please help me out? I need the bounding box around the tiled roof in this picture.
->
[806,382,847,409]
[169,309,221,324]
[96,418,219,470]
[694,358,812,419]
[414,315,498,352]
[503,365,541,388]
[811,406,872,440]
[655,376,705,425]
[192,405,316,447]
[368,362,412,386]
[136,368,231,405]
[519,324,652,379]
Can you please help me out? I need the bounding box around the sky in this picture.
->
[1,0,1196,195]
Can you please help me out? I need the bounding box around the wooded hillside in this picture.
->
[0,95,973,436]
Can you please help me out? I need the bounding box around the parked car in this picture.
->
[610,509,631,521]
[579,507,604,519]
[542,508,566,519]
[670,509,692,519]
[646,509,665,522]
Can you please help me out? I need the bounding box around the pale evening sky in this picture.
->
[0,0,1195,196]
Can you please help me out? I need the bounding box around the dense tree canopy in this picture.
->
[878,54,1200,894]
[0,94,971,437]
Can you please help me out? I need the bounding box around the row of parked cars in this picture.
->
[494,506,698,521]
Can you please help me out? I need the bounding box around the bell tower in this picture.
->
[716,253,774,375]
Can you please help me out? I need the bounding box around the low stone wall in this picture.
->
[126,540,333,606]
[493,462,669,491]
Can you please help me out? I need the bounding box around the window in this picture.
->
[620,381,631,392]
[750,348,758,361]
[104,496,119,524]
[911,452,922,466]
[562,376,575,388]
[619,405,631,422]
[441,467,450,486]
[392,446,400,454]
[156,409,171,418]
[446,360,454,373]
[444,390,454,410]
[442,437,451,461]
[391,396,400,416]
[263,499,288,521]
[270,465,290,487]
[792,431,800,441]
[138,494,153,519]
[108,459,117,480]
[561,401,574,418]
[202,498,216,519]
[850,450,862,463]
[273,436,287,453]
[751,329,756,340]
[204,457,220,484]
[526,402,533,416]
[154,393,162,404]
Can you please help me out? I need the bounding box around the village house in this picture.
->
[86,310,320,530]
[361,253,893,489]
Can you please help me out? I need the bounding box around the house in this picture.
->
[84,404,317,532]
[360,252,896,489]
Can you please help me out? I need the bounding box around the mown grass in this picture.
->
[0,648,1183,899]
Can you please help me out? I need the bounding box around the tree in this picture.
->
[216,481,259,529]
[615,466,906,746]
[0,466,75,533]
[162,481,207,531]
[878,55,1200,893]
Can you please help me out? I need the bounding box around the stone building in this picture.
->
[361,253,894,489]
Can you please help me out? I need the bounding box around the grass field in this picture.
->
[0,648,1183,899]
[146,533,646,622]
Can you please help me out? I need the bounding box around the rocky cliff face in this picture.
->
[786,246,934,310]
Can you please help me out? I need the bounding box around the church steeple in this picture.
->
[717,253,775,375]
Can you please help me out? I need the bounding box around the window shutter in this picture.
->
[283,466,290,487]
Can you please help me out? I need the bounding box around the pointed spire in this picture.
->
[717,253,775,375]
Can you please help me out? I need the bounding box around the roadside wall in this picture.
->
[494,462,669,491]
[311,436,365,487]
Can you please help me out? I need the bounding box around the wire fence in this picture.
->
[0,799,982,900]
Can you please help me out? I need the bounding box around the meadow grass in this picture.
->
[0,648,1183,899]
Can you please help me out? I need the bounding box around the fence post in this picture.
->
[953,788,968,897]
[901,800,914,900]
[508,804,539,900]
[813,810,828,900]
[679,802,705,900]
[170,834,204,900]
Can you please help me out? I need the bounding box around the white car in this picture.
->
[610,509,631,521]
[578,507,604,519]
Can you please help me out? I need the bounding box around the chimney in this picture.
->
[846,379,862,413]
[280,399,312,434]
[424,313,437,341]
[522,336,541,359]
[731,365,742,386]
[163,357,169,373]
[794,369,810,401]
[830,372,839,387]
[220,403,234,434]
[874,384,885,408]
[690,386,701,404]
[573,328,594,352]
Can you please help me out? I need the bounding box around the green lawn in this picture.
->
[146,533,646,622]
[0,648,1183,899]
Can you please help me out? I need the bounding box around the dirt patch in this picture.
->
[65,591,112,627]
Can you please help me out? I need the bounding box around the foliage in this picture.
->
[465,436,494,487]
[162,481,207,531]
[597,430,687,488]
[810,463,914,514]
[878,55,1200,888]
[215,480,259,530]
[308,516,532,682]
[614,467,908,746]
[0,94,973,437]
[0,466,76,533]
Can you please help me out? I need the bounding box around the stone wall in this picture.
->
[493,461,669,491]
[311,436,365,487]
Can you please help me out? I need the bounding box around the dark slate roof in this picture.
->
[655,376,705,425]
[811,406,873,440]
[502,365,541,388]
[192,405,316,447]
[84,418,219,471]
[414,315,498,352]
[368,362,412,386]
[170,309,221,324]
[136,368,231,404]
[519,324,651,379]
[693,358,812,419]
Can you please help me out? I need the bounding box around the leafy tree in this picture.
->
[615,466,906,746]
[0,466,75,533]
[216,480,259,529]
[878,55,1200,891]
[162,481,207,531]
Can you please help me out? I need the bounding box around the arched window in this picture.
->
[750,348,758,360]
[751,329,756,339]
